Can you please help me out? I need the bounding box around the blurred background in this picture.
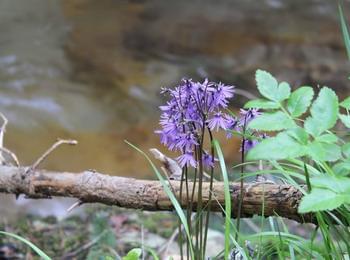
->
[0,0,349,216]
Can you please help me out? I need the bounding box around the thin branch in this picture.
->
[0,147,20,167]
[67,200,84,213]
[0,113,8,164]
[30,139,78,171]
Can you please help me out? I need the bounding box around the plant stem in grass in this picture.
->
[184,167,191,260]
[179,168,185,260]
[203,129,215,259]
[236,116,247,241]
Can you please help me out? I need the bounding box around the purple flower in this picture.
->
[239,108,261,126]
[213,83,235,107]
[176,133,199,150]
[241,139,259,152]
[202,151,217,168]
[207,111,228,131]
[240,134,268,152]
[224,114,238,138]
[177,151,197,168]
[156,78,236,168]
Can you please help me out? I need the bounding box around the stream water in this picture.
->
[0,0,349,217]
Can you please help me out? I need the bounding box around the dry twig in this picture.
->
[30,139,78,171]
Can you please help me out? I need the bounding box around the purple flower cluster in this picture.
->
[156,79,264,168]
[156,79,236,168]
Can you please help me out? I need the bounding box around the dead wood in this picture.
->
[0,166,316,224]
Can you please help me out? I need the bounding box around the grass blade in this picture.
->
[213,139,231,259]
[0,231,51,260]
[338,4,350,60]
[124,140,194,259]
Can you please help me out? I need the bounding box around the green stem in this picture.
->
[203,129,215,259]
[236,115,248,241]
[178,169,185,260]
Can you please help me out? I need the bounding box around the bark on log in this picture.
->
[0,166,315,223]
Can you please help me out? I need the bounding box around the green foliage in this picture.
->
[304,87,338,137]
[244,99,281,109]
[338,4,350,60]
[213,140,231,260]
[255,70,291,102]
[122,248,142,260]
[338,114,350,128]
[287,86,314,117]
[248,111,295,131]
[340,96,350,109]
[246,132,307,160]
[246,69,350,215]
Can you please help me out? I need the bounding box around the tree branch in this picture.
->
[0,166,315,224]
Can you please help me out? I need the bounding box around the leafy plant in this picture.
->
[122,248,141,260]
[245,69,350,213]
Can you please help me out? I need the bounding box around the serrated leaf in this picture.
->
[244,99,280,109]
[286,127,309,144]
[307,141,342,162]
[339,114,350,128]
[277,81,291,101]
[287,86,314,117]
[315,133,338,144]
[342,143,350,158]
[255,70,291,102]
[340,96,350,109]
[247,132,307,160]
[255,69,279,101]
[248,111,296,131]
[304,87,339,137]
[298,188,345,213]
[304,117,323,137]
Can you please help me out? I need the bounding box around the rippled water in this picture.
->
[0,0,349,217]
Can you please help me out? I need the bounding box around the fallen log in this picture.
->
[0,166,314,223]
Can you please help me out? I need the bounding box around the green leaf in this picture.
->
[315,133,338,144]
[304,87,339,137]
[244,99,280,109]
[298,188,345,213]
[342,143,350,157]
[123,248,142,260]
[213,140,231,260]
[277,81,291,101]
[247,132,307,160]
[255,70,291,102]
[287,86,314,117]
[332,161,350,176]
[304,118,322,137]
[340,96,350,109]
[286,127,309,145]
[0,231,51,260]
[255,69,279,101]
[248,111,296,131]
[307,141,342,162]
[339,114,350,128]
[310,176,350,193]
